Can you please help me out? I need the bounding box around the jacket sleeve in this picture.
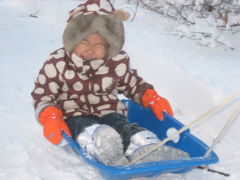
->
[31,51,65,119]
[117,53,153,105]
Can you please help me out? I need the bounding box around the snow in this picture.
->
[0,0,240,179]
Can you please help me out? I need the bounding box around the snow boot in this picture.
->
[77,124,129,166]
[125,131,189,164]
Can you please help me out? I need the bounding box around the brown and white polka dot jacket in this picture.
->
[31,48,153,119]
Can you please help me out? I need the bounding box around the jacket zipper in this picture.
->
[84,80,93,114]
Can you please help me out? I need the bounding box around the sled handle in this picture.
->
[62,131,79,149]
[128,92,240,165]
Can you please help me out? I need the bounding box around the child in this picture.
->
[31,0,188,166]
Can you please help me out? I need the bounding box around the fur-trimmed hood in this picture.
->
[63,0,126,58]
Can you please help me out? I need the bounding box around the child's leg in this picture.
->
[65,115,100,140]
[99,113,146,152]
[65,115,129,166]
[99,113,189,164]
[125,130,189,164]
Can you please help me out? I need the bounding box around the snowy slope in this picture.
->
[0,0,239,180]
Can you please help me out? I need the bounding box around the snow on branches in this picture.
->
[129,0,240,48]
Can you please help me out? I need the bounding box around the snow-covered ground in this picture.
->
[0,0,239,179]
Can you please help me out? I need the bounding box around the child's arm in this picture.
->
[38,106,71,145]
[142,89,173,120]
[31,58,63,119]
[116,52,153,104]
[31,49,71,145]
[117,52,173,120]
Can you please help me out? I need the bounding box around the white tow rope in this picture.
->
[204,102,240,158]
[128,91,240,165]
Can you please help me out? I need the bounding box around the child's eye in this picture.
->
[80,40,89,45]
[95,44,105,49]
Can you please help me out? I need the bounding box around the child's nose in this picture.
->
[83,48,95,60]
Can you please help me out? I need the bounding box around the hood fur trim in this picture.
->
[63,14,124,58]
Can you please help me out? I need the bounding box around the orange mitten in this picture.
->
[39,106,72,145]
[142,89,173,120]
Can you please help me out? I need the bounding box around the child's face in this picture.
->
[73,33,108,60]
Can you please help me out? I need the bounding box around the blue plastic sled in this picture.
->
[62,100,219,180]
